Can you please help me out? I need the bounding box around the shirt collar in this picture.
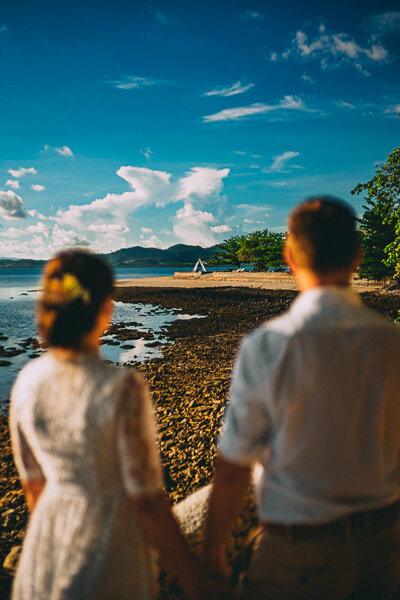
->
[290,286,361,317]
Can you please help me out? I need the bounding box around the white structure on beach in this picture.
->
[192,258,207,273]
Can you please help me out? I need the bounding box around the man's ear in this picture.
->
[351,244,363,273]
[284,242,297,274]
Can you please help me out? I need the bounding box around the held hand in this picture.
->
[201,552,232,584]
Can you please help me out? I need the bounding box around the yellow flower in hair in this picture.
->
[62,274,91,304]
[43,273,91,305]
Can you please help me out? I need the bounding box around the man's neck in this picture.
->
[296,269,352,293]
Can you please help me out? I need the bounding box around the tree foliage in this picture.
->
[209,229,285,270]
[238,230,286,271]
[207,235,245,267]
[351,147,400,282]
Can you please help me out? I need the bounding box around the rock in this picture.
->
[120,344,134,349]
[3,545,21,573]
[0,360,11,367]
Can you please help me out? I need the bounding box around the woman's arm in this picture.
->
[21,478,46,513]
[131,490,232,600]
[201,454,251,579]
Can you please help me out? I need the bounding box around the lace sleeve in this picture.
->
[116,371,164,498]
[9,408,44,483]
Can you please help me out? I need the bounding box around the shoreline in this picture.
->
[0,285,399,598]
[116,272,383,292]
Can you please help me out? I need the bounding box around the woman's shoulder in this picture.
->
[12,353,53,391]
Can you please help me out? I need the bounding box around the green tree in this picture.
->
[351,147,400,282]
[238,229,286,271]
[208,235,245,267]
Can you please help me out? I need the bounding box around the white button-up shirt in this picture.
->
[219,286,400,524]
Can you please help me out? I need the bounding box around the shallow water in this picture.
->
[0,268,206,403]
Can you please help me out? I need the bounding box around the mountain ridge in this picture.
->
[0,244,219,268]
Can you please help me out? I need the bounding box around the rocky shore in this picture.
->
[0,286,399,599]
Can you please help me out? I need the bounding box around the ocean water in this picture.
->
[0,267,212,403]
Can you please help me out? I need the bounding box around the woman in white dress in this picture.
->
[10,250,226,600]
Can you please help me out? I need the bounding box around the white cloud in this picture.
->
[279,22,388,74]
[173,203,216,247]
[211,225,232,233]
[301,73,314,83]
[56,146,73,157]
[141,147,152,159]
[6,179,20,190]
[27,209,47,220]
[31,184,46,192]
[205,81,254,97]
[203,95,310,122]
[250,165,260,169]
[0,25,7,34]
[0,224,90,259]
[384,103,400,114]
[176,167,230,200]
[238,203,271,217]
[270,52,278,62]
[264,151,300,173]
[25,222,50,237]
[143,234,163,248]
[44,144,74,157]
[337,101,355,109]
[239,11,264,22]
[55,166,172,228]
[368,11,400,33]
[234,150,247,155]
[5,164,232,257]
[51,224,90,248]
[112,76,166,90]
[7,167,37,178]
[0,190,26,219]
[88,223,130,233]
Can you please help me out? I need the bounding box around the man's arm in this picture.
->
[201,454,252,579]
[131,489,233,600]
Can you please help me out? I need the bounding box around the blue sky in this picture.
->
[0,0,399,258]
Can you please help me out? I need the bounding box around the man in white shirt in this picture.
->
[202,197,400,599]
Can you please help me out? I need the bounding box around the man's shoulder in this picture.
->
[241,312,295,360]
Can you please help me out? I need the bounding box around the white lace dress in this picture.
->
[10,352,164,600]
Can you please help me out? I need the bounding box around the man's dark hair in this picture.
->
[288,196,360,273]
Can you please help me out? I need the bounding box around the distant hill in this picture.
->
[0,244,218,268]
[0,258,46,268]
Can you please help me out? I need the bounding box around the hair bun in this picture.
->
[42,273,91,307]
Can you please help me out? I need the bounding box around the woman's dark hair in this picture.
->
[38,249,114,349]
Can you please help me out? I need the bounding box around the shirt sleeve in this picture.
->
[9,406,44,483]
[116,371,164,498]
[218,335,271,466]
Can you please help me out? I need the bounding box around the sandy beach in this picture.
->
[116,271,383,292]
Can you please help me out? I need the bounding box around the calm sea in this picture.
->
[0,266,221,403]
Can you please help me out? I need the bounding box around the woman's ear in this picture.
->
[97,295,113,334]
